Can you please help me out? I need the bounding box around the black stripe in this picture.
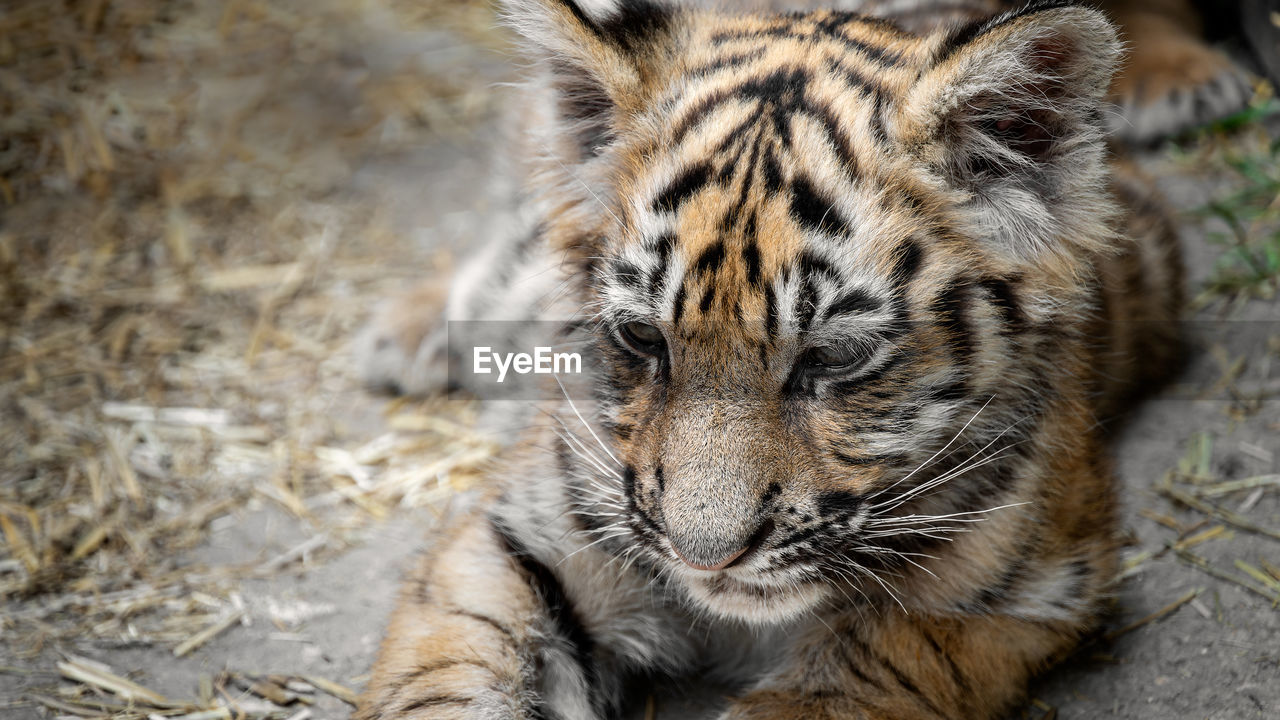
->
[978,276,1024,332]
[896,183,935,213]
[951,511,1039,608]
[935,17,988,63]
[876,650,948,719]
[688,47,767,77]
[490,518,599,713]
[815,490,863,517]
[842,637,887,691]
[708,26,802,45]
[647,233,676,294]
[671,283,687,326]
[742,211,758,242]
[772,523,823,551]
[764,283,778,338]
[834,449,904,467]
[624,464,667,545]
[826,57,888,99]
[668,91,736,148]
[399,694,474,713]
[813,12,905,66]
[762,149,784,193]
[931,281,974,366]
[668,68,859,175]
[798,250,841,283]
[550,58,615,156]
[823,288,882,319]
[888,239,924,288]
[922,377,967,404]
[805,97,861,175]
[759,482,782,509]
[730,136,764,220]
[742,239,762,286]
[699,286,715,313]
[735,69,809,151]
[871,527,951,566]
[782,360,815,398]
[796,274,820,332]
[388,659,501,696]
[447,608,520,646]
[709,20,904,68]
[594,0,671,53]
[832,353,903,392]
[972,556,1030,610]
[552,0,601,38]
[623,465,637,496]
[610,260,643,289]
[1064,558,1092,603]
[790,176,851,237]
[922,627,973,698]
[612,422,634,442]
[557,0,672,54]
[868,91,889,146]
[711,114,761,170]
[935,0,1075,64]
[694,240,727,274]
[653,163,712,213]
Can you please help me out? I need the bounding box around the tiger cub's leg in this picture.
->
[354,216,563,397]
[1101,0,1253,142]
[721,612,1079,720]
[356,508,599,720]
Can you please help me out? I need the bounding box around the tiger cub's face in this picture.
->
[524,0,1120,622]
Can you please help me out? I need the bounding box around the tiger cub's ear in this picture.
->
[504,0,680,159]
[893,3,1122,261]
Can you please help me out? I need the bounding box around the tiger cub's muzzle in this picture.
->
[655,398,791,573]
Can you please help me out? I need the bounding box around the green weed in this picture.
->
[1192,118,1280,305]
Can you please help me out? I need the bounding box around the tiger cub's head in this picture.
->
[512,0,1121,622]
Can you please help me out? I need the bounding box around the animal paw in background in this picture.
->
[1104,0,1257,143]
[354,279,452,396]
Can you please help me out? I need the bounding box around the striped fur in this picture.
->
[356,2,1186,719]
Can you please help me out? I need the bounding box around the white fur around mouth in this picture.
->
[678,570,832,624]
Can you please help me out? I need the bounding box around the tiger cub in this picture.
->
[354,1,1186,718]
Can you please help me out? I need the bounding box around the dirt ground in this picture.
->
[2,3,1278,719]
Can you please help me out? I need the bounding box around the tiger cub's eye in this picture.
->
[619,321,666,356]
[802,345,864,371]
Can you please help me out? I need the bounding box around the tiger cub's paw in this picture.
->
[1108,33,1254,143]
[353,280,451,396]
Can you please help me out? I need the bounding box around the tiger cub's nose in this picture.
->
[671,542,749,571]
[668,519,776,571]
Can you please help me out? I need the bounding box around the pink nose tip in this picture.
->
[671,543,750,571]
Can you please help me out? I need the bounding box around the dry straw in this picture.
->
[2,0,506,715]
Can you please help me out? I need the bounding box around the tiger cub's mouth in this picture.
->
[675,566,833,624]
[641,506,858,623]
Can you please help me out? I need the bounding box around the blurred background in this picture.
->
[0,1,515,716]
[0,2,1278,719]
